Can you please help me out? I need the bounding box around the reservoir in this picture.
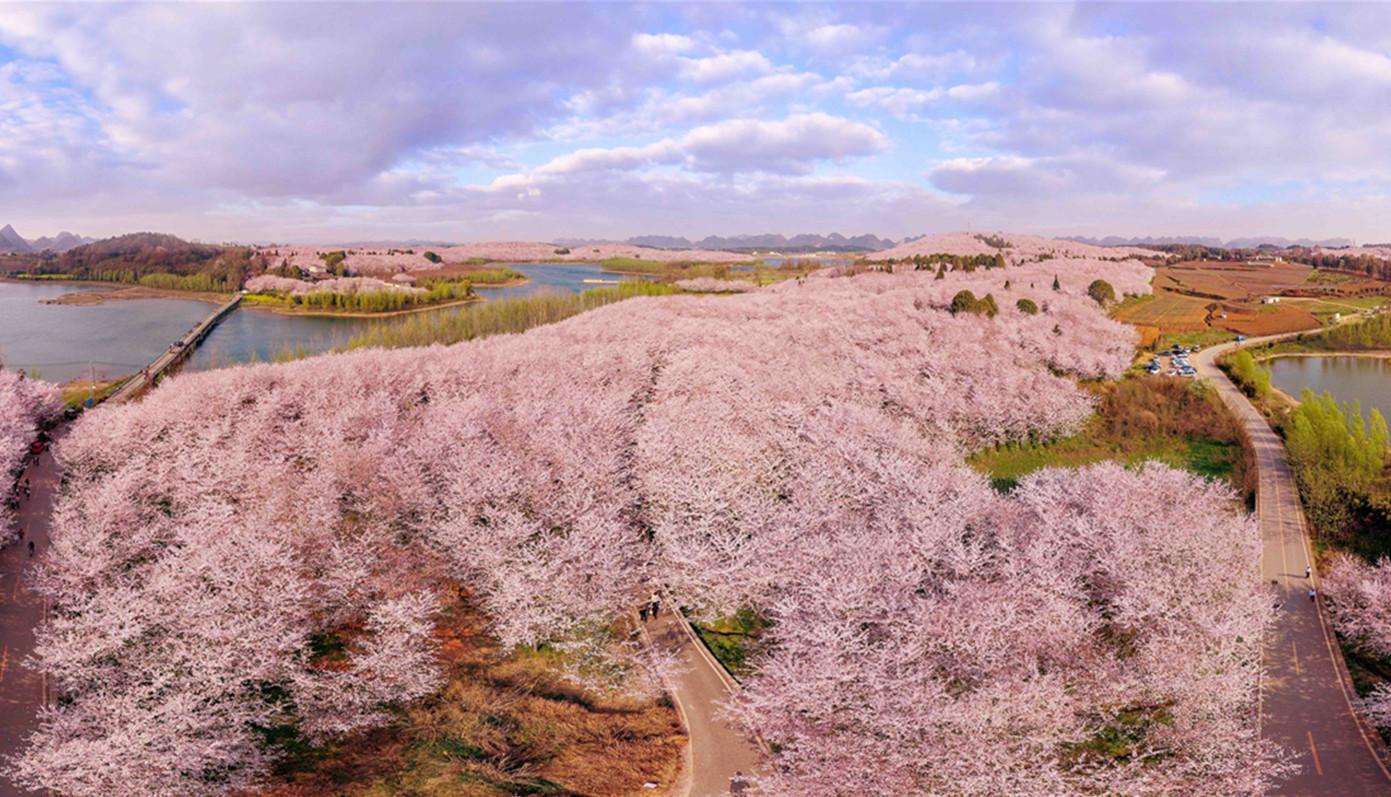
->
[1266,356,1391,420]
[0,263,628,383]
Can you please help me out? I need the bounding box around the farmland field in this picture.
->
[1111,293,1210,331]
[1116,259,1391,347]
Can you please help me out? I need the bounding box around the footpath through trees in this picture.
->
[0,435,61,797]
[1196,333,1391,795]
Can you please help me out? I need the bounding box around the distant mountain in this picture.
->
[0,224,32,254]
[1062,234,1355,249]
[0,225,95,254]
[29,231,95,253]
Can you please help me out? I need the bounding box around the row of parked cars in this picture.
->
[1146,343,1201,378]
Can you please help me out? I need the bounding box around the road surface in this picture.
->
[1196,334,1391,796]
[647,602,763,796]
[0,441,60,797]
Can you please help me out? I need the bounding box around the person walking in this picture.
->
[1308,588,1317,602]
[648,592,660,620]
[639,602,650,622]
[27,540,34,557]
[1305,566,1312,580]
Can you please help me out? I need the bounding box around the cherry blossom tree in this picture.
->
[1322,555,1391,727]
[0,369,62,539]
[9,257,1287,795]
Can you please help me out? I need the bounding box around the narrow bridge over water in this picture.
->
[107,294,241,404]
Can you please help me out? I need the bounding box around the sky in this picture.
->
[1,2,1390,245]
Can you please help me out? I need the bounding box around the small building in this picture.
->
[1261,296,1282,304]
[1248,254,1285,266]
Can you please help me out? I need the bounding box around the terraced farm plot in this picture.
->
[1111,293,1211,331]
[1157,261,1313,301]
[1214,302,1321,336]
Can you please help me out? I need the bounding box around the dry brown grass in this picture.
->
[254,588,685,797]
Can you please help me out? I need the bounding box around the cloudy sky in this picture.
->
[2,3,1390,244]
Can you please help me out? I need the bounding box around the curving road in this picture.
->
[0,440,60,797]
[646,601,763,796]
[1196,333,1391,795]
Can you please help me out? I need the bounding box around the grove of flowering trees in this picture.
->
[9,257,1283,795]
[0,369,61,539]
[1321,556,1391,728]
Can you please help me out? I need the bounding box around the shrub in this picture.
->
[1087,279,1116,306]
[1017,297,1039,315]
[423,251,442,264]
[1226,351,1272,400]
[950,289,979,315]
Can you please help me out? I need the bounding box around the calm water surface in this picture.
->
[1266,356,1391,419]
[0,281,212,382]
[2,264,614,382]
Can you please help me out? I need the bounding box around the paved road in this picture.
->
[1196,335,1391,796]
[0,441,60,797]
[646,602,763,796]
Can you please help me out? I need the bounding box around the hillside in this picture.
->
[872,231,1162,263]
[12,254,1282,796]
[259,240,754,275]
[26,233,261,290]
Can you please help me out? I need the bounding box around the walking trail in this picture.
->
[1196,333,1391,796]
[0,438,60,797]
[647,602,763,796]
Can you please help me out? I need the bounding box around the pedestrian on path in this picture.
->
[1308,588,1317,602]
[27,540,34,557]
[639,602,650,622]
[1305,566,1312,580]
[648,592,660,620]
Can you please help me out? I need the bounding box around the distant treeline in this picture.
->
[20,233,263,292]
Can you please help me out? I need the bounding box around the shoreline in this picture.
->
[240,295,483,319]
[1253,350,1391,362]
[4,278,231,306]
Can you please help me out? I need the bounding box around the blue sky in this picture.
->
[1,3,1390,244]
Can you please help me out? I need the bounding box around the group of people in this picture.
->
[638,592,662,622]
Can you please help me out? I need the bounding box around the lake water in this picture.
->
[0,264,620,383]
[0,281,213,383]
[1266,356,1391,419]
[474,261,640,299]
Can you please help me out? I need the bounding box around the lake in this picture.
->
[0,264,623,383]
[1266,356,1391,419]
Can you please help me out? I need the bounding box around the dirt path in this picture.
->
[646,602,763,796]
[1196,335,1391,795]
[0,440,61,797]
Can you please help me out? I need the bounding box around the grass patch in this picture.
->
[969,376,1255,501]
[262,587,684,797]
[972,433,1236,493]
[688,607,768,678]
[346,282,676,349]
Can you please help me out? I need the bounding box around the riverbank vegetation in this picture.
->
[1284,390,1390,557]
[16,262,1284,796]
[244,275,476,314]
[348,281,674,349]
